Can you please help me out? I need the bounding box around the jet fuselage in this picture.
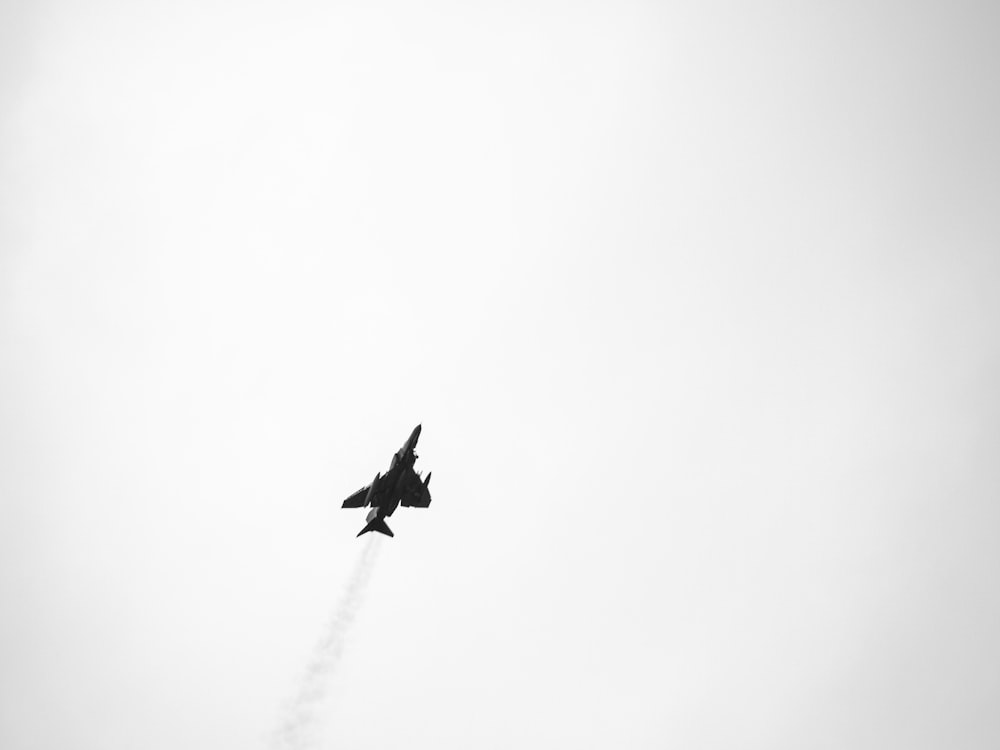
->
[372,423,421,520]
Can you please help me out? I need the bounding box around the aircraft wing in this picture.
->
[341,484,371,508]
[400,467,432,508]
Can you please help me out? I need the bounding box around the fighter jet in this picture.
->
[341,424,432,537]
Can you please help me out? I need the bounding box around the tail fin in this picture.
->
[357,517,394,537]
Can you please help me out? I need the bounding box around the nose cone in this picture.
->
[409,424,422,448]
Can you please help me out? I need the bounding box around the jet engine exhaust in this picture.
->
[271,535,381,750]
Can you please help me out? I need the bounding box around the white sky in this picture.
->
[2,1,999,748]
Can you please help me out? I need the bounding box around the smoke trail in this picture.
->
[271,535,382,750]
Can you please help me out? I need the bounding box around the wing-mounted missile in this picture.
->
[424,471,431,488]
[364,473,380,506]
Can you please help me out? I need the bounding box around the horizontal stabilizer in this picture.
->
[357,517,394,537]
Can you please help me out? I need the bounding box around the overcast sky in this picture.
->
[2,1,999,748]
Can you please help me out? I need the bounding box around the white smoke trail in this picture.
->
[271,535,382,750]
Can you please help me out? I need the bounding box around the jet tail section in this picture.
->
[357,517,394,537]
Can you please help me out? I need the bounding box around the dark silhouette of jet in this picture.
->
[341,424,432,537]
